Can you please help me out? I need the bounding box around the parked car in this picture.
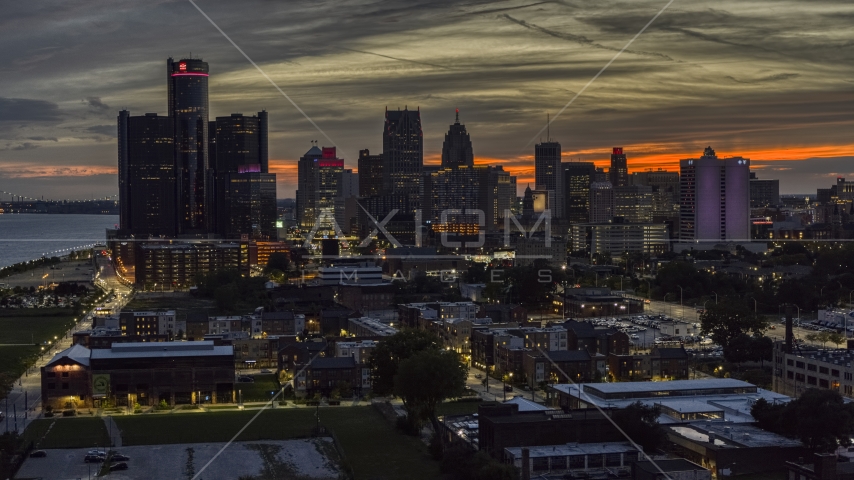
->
[29,450,47,458]
[110,462,129,471]
[260,369,273,374]
[87,450,106,456]
[84,455,105,463]
[504,385,513,392]
[111,454,130,461]
[474,373,483,379]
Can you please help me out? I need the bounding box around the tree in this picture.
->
[829,332,846,348]
[700,301,767,347]
[610,402,665,453]
[394,349,467,434]
[751,389,854,452]
[368,330,442,396]
[722,334,753,364]
[265,252,290,275]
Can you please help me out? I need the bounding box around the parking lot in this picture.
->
[16,439,340,479]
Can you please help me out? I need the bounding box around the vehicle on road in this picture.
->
[87,450,106,456]
[260,369,273,374]
[474,373,483,379]
[29,450,47,458]
[110,462,129,471]
[504,385,513,392]
[84,455,105,463]
[111,454,130,461]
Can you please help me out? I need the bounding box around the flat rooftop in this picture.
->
[505,442,639,459]
[668,422,802,449]
[91,341,233,360]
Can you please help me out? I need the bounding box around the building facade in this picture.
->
[679,147,750,242]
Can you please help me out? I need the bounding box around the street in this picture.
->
[0,255,132,435]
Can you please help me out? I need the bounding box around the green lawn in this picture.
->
[0,308,78,400]
[113,407,441,480]
[0,308,77,344]
[236,374,281,402]
[437,399,483,417]
[23,417,111,449]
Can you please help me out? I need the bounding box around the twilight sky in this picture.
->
[0,0,852,200]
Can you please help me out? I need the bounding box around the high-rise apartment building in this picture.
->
[679,147,750,242]
[382,107,423,210]
[167,57,210,233]
[563,162,596,224]
[589,182,615,223]
[441,110,473,167]
[609,147,628,187]
[535,141,563,218]
[117,112,176,237]
[297,145,344,231]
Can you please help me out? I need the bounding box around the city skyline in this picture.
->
[1,0,852,199]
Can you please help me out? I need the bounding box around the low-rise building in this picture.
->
[549,379,790,424]
[41,344,92,410]
[294,356,369,398]
[476,402,623,460]
[633,459,711,480]
[609,347,690,381]
[772,342,854,398]
[334,340,377,364]
[506,442,641,478]
[786,454,854,480]
[667,422,805,476]
[562,288,645,318]
[347,317,397,337]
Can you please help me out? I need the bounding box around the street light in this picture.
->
[677,286,684,321]
[712,291,718,304]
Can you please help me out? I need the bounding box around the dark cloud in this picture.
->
[0,97,61,122]
[85,125,116,137]
[3,142,39,151]
[84,96,110,111]
[27,136,58,142]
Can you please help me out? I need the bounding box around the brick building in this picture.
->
[41,344,92,410]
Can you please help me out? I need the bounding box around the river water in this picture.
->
[0,214,118,268]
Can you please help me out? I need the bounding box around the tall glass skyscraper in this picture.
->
[382,107,423,210]
[535,141,563,218]
[167,57,209,233]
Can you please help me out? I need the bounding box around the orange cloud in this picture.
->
[0,164,116,178]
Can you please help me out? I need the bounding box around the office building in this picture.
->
[358,149,383,198]
[772,342,854,398]
[383,107,423,210]
[215,171,277,239]
[441,109,474,167]
[167,57,210,233]
[570,222,669,255]
[297,145,344,231]
[117,112,176,237]
[506,442,641,478]
[208,112,268,174]
[423,165,481,234]
[480,166,515,231]
[679,147,750,242]
[588,182,614,223]
[614,185,654,223]
[631,169,679,205]
[750,172,781,208]
[563,162,596,224]
[609,147,629,187]
[535,141,563,218]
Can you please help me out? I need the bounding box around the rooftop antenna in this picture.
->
[455,108,459,124]
[547,113,550,142]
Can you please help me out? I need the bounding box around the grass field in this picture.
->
[0,308,78,399]
[112,407,441,480]
[437,399,482,417]
[22,417,111,449]
[236,374,281,402]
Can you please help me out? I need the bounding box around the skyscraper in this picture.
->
[679,146,750,242]
[441,109,473,167]
[167,57,209,233]
[208,112,274,238]
[535,141,563,218]
[563,162,596,224]
[358,149,383,198]
[297,145,344,231]
[117,112,176,237]
[609,147,628,187]
[589,182,615,223]
[382,107,423,209]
